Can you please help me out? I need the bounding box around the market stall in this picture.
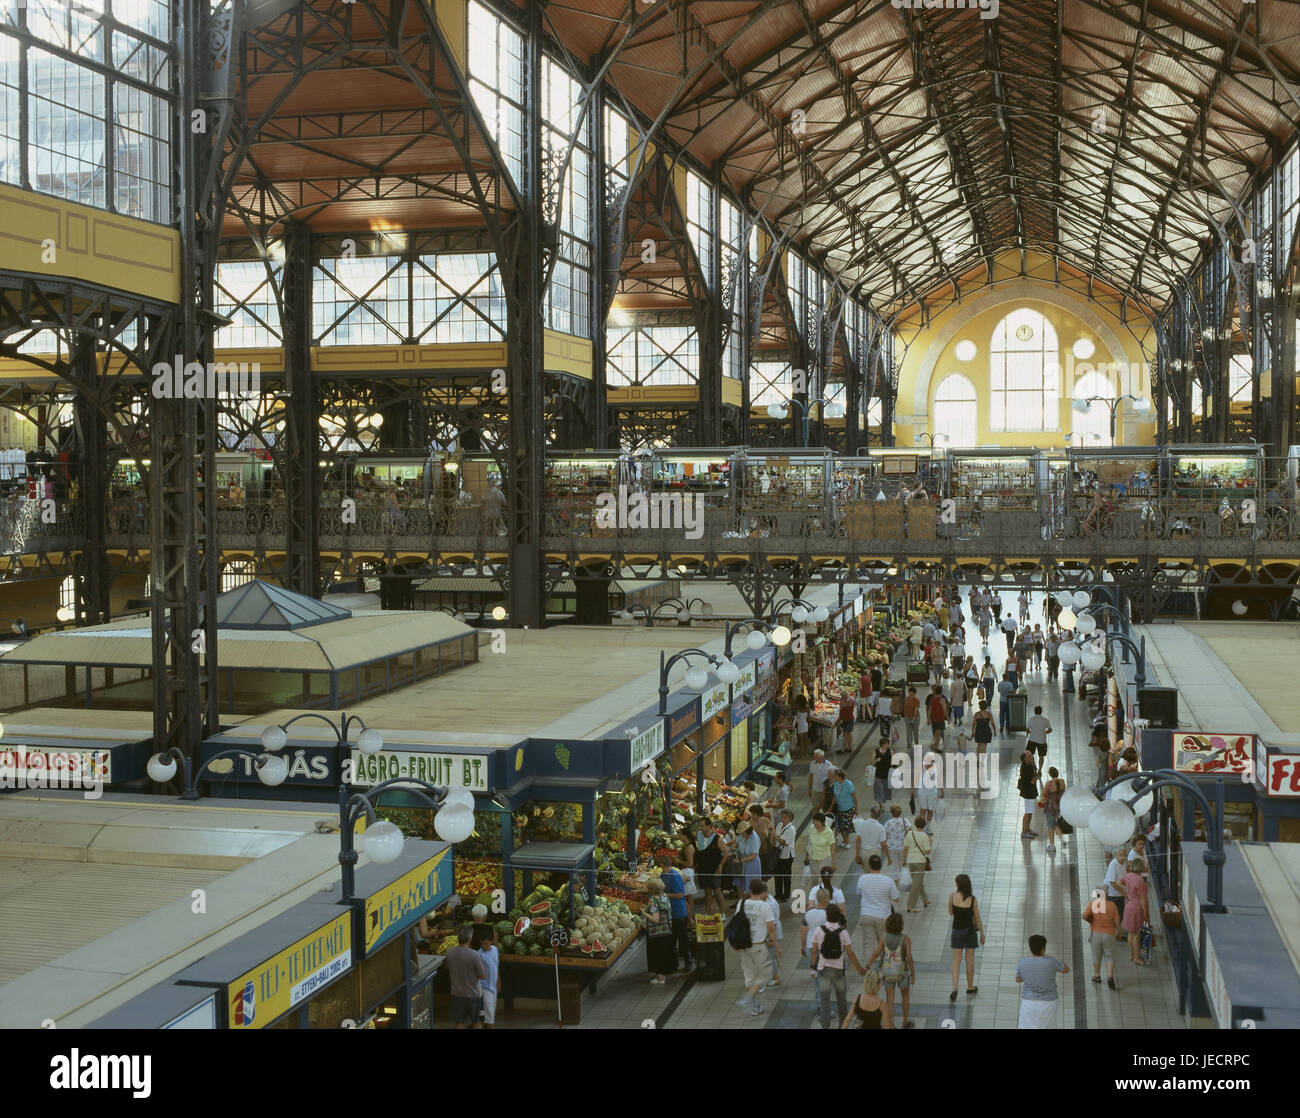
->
[733,448,832,536]
[1165,445,1262,539]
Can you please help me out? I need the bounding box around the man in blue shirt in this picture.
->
[657,854,692,970]
[1015,934,1069,1028]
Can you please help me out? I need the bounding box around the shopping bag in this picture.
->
[799,859,812,886]
[899,865,913,891]
[1139,923,1154,963]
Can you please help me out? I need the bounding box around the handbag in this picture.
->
[1057,817,1074,835]
[899,865,913,890]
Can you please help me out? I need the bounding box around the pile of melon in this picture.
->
[569,899,640,956]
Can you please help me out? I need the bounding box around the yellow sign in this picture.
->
[363,847,453,956]
[226,911,352,1029]
[695,913,724,943]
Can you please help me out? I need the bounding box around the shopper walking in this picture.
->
[855,854,899,962]
[903,818,933,911]
[446,926,487,1029]
[733,880,778,1015]
[948,873,984,1001]
[772,808,796,903]
[794,695,811,758]
[856,662,873,720]
[927,684,949,749]
[853,804,888,868]
[694,818,727,914]
[1026,705,1052,777]
[1042,767,1065,854]
[808,749,834,808]
[830,768,859,848]
[1018,589,1031,624]
[800,887,830,1007]
[1031,623,1046,670]
[732,820,762,894]
[1104,848,1129,932]
[1123,859,1151,966]
[948,674,967,733]
[761,882,782,988]
[843,970,892,1029]
[884,802,910,874]
[1045,630,1061,681]
[1083,887,1122,990]
[656,855,692,970]
[808,903,865,1030]
[837,691,856,755]
[865,910,916,1028]
[1015,934,1069,1028]
[812,865,846,911]
[1001,611,1018,654]
[1018,749,1040,840]
[972,700,995,767]
[871,739,893,806]
[643,878,674,984]
[903,685,921,747]
[915,756,942,829]
[998,671,1015,735]
[805,812,837,879]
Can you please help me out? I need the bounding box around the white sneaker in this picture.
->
[736,994,754,1010]
[749,1004,765,1016]
[1046,843,1056,854]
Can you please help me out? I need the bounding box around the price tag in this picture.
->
[549,927,571,948]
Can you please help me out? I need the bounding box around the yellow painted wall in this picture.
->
[435,0,468,75]
[0,184,180,305]
[896,255,1157,448]
[543,330,593,380]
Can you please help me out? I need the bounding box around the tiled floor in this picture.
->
[514,590,1189,1030]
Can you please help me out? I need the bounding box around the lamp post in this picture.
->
[723,617,793,659]
[1064,769,1227,912]
[622,596,710,627]
[914,432,948,451]
[658,648,739,714]
[768,596,829,626]
[1103,631,1147,687]
[339,777,475,904]
[0,616,27,639]
[1072,394,1152,441]
[1085,602,1130,640]
[767,397,845,445]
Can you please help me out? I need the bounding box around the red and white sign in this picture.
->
[1259,750,1300,798]
[1173,732,1254,776]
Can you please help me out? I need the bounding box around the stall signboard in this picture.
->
[0,746,110,790]
[736,660,757,696]
[363,847,453,956]
[1173,732,1255,777]
[226,911,352,1030]
[751,674,777,709]
[1257,749,1300,797]
[701,682,730,722]
[1203,927,1232,1029]
[757,648,776,678]
[350,748,489,791]
[667,699,700,745]
[731,692,753,724]
[202,739,336,787]
[1182,856,1202,963]
[629,722,665,771]
[694,913,724,943]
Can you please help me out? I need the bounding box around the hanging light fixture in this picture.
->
[1076,612,1097,636]
[746,629,768,650]
[770,625,792,647]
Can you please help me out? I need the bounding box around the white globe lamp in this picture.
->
[1060,784,1101,826]
[260,725,287,753]
[677,607,692,623]
[1127,787,1154,818]
[442,786,476,813]
[146,753,178,783]
[1088,798,1137,848]
[1055,591,1073,608]
[716,658,742,685]
[770,625,792,647]
[767,403,787,419]
[684,665,710,690]
[360,819,405,863]
[746,629,768,651]
[1057,607,1077,630]
[434,803,476,844]
[811,606,829,623]
[1057,641,1081,666]
[1072,590,1091,610]
[790,605,808,623]
[256,754,289,787]
[823,403,845,419]
[356,728,384,756]
[1081,643,1107,671]
[1076,612,1097,636]
[1231,600,1247,616]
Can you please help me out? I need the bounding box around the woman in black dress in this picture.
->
[1018,748,1040,839]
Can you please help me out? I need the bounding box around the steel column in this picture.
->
[70,336,110,625]
[282,220,319,596]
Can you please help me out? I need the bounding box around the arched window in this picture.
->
[1071,370,1115,447]
[989,308,1059,430]
[932,374,977,447]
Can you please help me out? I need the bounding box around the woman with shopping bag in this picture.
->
[903,819,933,911]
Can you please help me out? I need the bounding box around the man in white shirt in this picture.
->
[1000,613,1018,654]
[736,880,779,1015]
[807,750,834,807]
[1104,852,1129,937]
[853,805,888,866]
[855,854,900,961]
[799,888,830,1007]
[1026,706,1052,776]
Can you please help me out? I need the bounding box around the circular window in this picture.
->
[1072,337,1096,360]
[954,339,976,361]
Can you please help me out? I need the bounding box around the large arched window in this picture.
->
[1071,370,1115,447]
[990,308,1059,430]
[932,374,977,447]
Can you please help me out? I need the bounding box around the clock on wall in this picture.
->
[1015,323,1034,342]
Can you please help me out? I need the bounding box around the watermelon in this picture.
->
[580,943,594,955]
[528,901,552,915]
[501,936,517,953]
[531,944,547,956]
[496,920,514,938]
[535,885,556,898]
[531,916,552,928]
[590,938,606,953]
[513,916,531,936]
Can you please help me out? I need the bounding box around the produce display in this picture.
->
[497,883,642,960]
[514,801,583,843]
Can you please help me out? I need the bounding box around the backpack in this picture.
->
[725,899,753,950]
[820,923,844,961]
[880,939,906,982]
